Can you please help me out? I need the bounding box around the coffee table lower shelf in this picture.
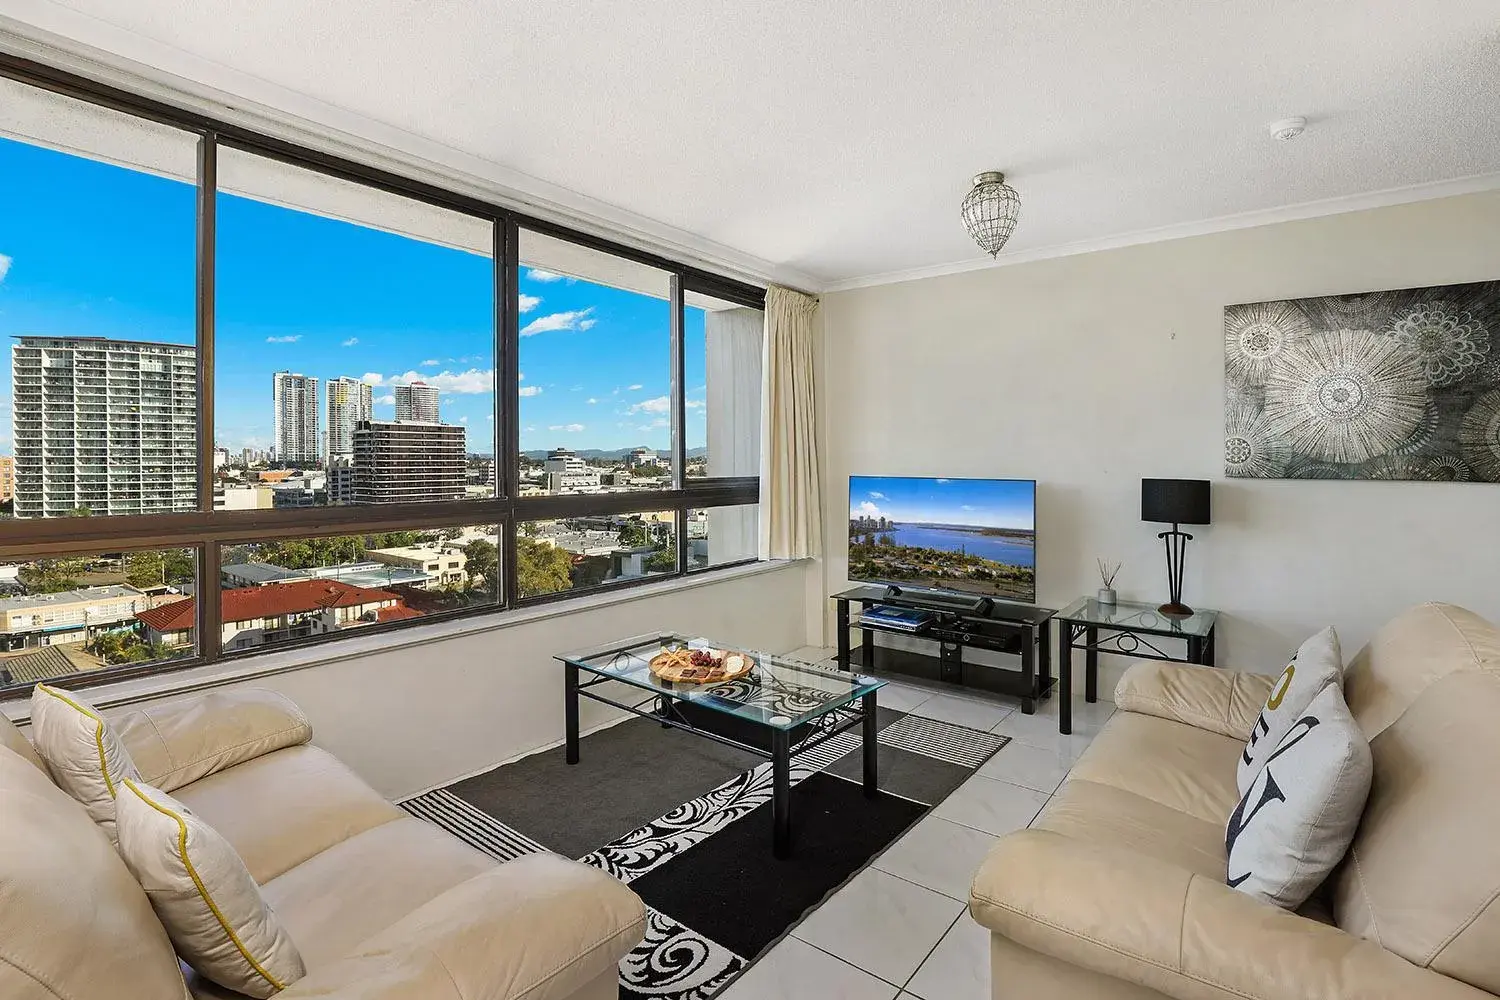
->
[563,663,880,859]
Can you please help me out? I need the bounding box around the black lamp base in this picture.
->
[1157,602,1194,619]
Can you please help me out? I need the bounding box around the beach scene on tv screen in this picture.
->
[848,476,1036,601]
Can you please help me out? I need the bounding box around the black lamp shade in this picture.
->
[1142,479,1211,525]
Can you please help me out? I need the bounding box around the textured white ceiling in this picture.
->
[5,0,1500,289]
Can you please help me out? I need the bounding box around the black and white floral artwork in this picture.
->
[1224,281,1500,481]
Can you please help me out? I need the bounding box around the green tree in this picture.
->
[124,550,195,589]
[440,526,463,541]
[462,538,500,598]
[617,521,649,548]
[516,536,572,598]
[18,558,86,594]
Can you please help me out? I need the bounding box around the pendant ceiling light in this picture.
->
[961,171,1021,257]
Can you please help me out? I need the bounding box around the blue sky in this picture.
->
[849,475,1035,530]
[0,134,707,456]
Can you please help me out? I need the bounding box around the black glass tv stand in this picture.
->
[832,585,1056,714]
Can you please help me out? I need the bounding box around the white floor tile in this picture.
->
[990,707,1099,759]
[1036,694,1117,727]
[932,774,1050,837]
[873,682,933,714]
[716,936,899,1000]
[793,869,963,987]
[908,694,1013,732]
[905,912,991,1000]
[975,741,1074,793]
[873,814,998,901]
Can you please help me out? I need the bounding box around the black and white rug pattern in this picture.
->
[401,709,1009,999]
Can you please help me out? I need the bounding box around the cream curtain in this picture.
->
[760,285,822,559]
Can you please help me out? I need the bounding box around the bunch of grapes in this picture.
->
[688,649,721,667]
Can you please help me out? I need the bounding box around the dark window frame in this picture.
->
[0,53,764,697]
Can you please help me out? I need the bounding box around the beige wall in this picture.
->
[9,563,810,800]
[819,192,1500,686]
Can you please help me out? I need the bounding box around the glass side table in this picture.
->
[1054,598,1218,735]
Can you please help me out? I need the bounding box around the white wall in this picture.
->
[819,192,1500,687]
[10,564,809,800]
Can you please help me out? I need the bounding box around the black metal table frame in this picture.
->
[834,597,1053,713]
[563,660,878,859]
[1055,616,1216,735]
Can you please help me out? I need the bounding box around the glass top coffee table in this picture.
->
[557,633,886,858]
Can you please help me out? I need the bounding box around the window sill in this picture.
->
[3,558,805,723]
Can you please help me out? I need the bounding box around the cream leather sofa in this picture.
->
[970,601,1500,1000]
[0,687,645,1000]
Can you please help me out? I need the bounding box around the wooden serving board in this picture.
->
[648,647,755,684]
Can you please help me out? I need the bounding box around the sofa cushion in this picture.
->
[1226,684,1371,909]
[116,779,306,998]
[172,744,403,883]
[1343,602,1500,740]
[261,816,495,967]
[1066,710,1243,827]
[1236,626,1341,794]
[0,712,46,774]
[1333,669,1500,993]
[1033,778,1228,879]
[115,689,312,793]
[29,683,141,841]
[0,745,189,1000]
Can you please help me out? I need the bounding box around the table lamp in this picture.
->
[1141,479,1211,618]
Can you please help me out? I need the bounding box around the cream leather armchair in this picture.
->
[0,687,645,1000]
[969,603,1500,1000]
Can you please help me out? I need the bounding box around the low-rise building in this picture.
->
[137,579,410,652]
[0,456,14,503]
[366,544,468,587]
[0,584,149,652]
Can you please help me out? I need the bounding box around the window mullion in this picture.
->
[195,132,222,661]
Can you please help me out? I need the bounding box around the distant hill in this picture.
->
[521,446,708,461]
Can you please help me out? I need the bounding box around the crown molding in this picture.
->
[0,3,823,294]
[821,170,1500,294]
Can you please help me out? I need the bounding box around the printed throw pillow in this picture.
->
[1224,683,1372,909]
[115,779,306,999]
[29,683,141,842]
[1236,626,1342,794]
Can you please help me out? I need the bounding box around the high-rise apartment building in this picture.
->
[351,420,465,504]
[394,382,439,424]
[0,456,13,504]
[272,371,319,466]
[11,336,197,518]
[325,377,373,462]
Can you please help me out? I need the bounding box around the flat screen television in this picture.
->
[848,475,1036,603]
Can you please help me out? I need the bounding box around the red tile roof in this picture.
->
[136,579,403,632]
[375,605,424,623]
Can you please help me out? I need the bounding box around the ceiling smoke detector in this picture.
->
[1267,117,1308,141]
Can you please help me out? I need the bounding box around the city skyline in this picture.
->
[0,132,714,458]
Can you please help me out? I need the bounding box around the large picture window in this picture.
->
[0,62,764,696]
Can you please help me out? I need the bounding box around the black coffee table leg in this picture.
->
[862,691,878,798]
[1059,624,1073,736]
[772,728,792,858]
[565,661,580,765]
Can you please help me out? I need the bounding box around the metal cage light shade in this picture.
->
[961,171,1021,257]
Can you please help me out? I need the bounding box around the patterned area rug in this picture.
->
[400,707,1009,999]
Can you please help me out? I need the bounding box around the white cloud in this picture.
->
[459,416,470,424]
[0,254,11,282]
[629,395,671,415]
[638,418,669,431]
[518,293,541,312]
[627,384,644,391]
[340,337,359,347]
[526,268,567,282]
[685,399,704,410]
[374,393,395,405]
[519,372,525,381]
[365,369,495,394]
[266,335,301,343]
[586,397,599,404]
[579,319,597,330]
[857,501,883,517]
[548,423,586,433]
[521,308,595,337]
[420,359,439,367]
[486,414,494,421]
[961,504,976,511]
[518,385,543,397]
[868,491,886,500]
